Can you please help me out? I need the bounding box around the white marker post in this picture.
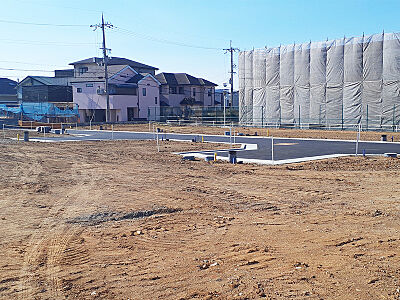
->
[271,136,274,164]
[223,98,226,127]
[230,123,232,146]
[355,123,361,156]
[111,124,114,140]
[156,131,160,152]
[2,124,5,139]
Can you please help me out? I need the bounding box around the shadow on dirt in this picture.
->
[67,207,182,226]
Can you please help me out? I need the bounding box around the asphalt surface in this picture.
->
[32,129,400,162]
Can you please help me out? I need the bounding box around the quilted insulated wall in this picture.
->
[238,33,400,128]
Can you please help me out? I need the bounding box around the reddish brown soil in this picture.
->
[0,136,399,299]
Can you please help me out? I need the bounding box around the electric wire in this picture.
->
[113,26,224,51]
[0,38,99,46]
[0,19,89,27]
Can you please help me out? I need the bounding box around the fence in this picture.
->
[0,102,79,123]
[240,104,400,131]
[147,104,399,131]
[148,106,239,125]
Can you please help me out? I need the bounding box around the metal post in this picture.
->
[271,136,274,164]
[223,92,226,126]
[90,120,92,130]
[156,131,160,152]
[279,108,282,127]
[355,123,360,156]
[261,106,264,128]
[393,104,396,132]
[298,105,301,129]
[2,124,5,139]
[341,100,344,130]
[319,104,321,125]
[230,123,232,146]
[111,124,114,140]
[366,104,369,132]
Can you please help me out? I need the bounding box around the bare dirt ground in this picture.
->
[0,134,400,299]
[85,123,400,142]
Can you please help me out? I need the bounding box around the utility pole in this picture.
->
[224,40,239,107]
[91,14,113,122]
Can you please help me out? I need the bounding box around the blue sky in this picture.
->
[1,0,400,87]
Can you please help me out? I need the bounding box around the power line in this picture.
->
[0,18,88,27]
[113,26,224,50]
[0,67,54,72]
[0,60,69,68]
[0,38,98,46]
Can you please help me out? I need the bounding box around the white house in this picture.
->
[70,57,160,122]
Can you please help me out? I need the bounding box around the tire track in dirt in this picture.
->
[18,159,101,299]
[20,227,87,299]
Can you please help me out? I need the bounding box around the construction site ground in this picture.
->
[0,126,400,299]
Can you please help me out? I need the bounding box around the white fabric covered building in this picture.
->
[239,32,400,128]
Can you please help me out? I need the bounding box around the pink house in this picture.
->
[70,57,160,122]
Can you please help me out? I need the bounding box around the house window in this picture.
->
[155,97,158,104]
[169,87,177,94]
[77,88,82,93]
[78,67,88,74]
[179,87,184,94]
[192,88,196,97]
[142,87,146,96]
[208,89,212,97]
[86,83,93,87]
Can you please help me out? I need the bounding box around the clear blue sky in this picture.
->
[1,0,400,87]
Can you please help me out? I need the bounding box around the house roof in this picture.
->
[69,57,158,70]
[125,73,161,85]
[70,65,132,83]
[0,78,17,95]
[155,72,217,87]
[125,73,145,84]
[20,76,71,86]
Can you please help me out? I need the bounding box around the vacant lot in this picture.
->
[0,133,400,299]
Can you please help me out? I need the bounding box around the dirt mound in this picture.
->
[67,207,182,225]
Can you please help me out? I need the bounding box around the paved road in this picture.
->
[32,129,400,162]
